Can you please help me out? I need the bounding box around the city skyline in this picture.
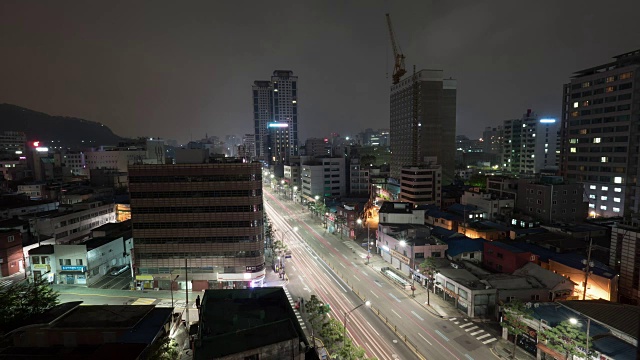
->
[1,1,639,143]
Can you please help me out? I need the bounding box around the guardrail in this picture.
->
[320,255,427,360]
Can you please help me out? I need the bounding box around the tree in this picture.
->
[319,318,345,353]
[418,257,437,305]
[541,320,592,360]
[147,334,180,360]
[0,277,59,333]
[500,299,532,359]
[467,174,487,188]
[264,215,274,254]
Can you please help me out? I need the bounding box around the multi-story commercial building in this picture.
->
[0,131,26,161]
[390,69,457,184]
[502,109,559,175]
[240,133,255,161]
[349,158,369,196]
[267,122,291,166]
[284,163,301,201]
[515,176,588,224]
[610,223,640,304]
[482,126,503,154]
[399,158,442,206]
[0,229,23,276]
[304,137,330,157]
[129,161,265,291]
[252,70,298,164]
[560,49,640,219]
[461,188,514,221]
[33,201,116,244]
[299,156,346,200]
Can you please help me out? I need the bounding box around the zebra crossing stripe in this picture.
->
[483,338,497,345]
[465,326,479,332]
[476,334,491,340]
[459,322,474,328]
[470,330,484,336]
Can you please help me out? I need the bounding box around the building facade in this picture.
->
[129,161,265,290]
[390,69,457,184]
[349,158,369,196]
[399,161,442,206]
[515,176,588,224]
[461,188,514,221]
[0,229,23,276]
[502,109,559,174]
[252,70,299,165]
[300,156,346,200]
[33,201,116,244]
[560,49,640,218]
[610,223,640,304]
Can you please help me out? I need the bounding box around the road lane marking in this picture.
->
[476,334,490,340]
[411,311,424,321]
[418,333,432,346]
[465,326,479,332]
[483,338,497,345]
[435,330,449,341]
[470,330,484,335]
[388,293,402,302]
[320,285,329,294]
[370,290,379,298]
[374,281,382,287]
[454,321,460,324]
[368,322,380,336]
[329,253,335,257]
[350,262,356,267]
[460,322,474,328]
[340,263,346,268]
[341,293,353,305]
[131,298,156,305]
[391,309,402,318]
[292,266,297,271]
[449,318,457,321]
[361,271,368,276]
[465,354,474,360]
[353,275,360,282]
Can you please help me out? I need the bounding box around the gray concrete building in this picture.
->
[502,109,559,175]
[390,69,456,184]
[515,176,588,224]
[560,49,640,218]
[399,158,442,206]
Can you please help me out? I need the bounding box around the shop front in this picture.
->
[58,265,87,285]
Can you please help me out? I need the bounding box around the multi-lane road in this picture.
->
[265,189,497,360]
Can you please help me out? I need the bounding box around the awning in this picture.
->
[59,271,85,275]
[135,275,154,281]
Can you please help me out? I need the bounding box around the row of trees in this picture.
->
[305,295,376,360]
[0,277,60,335]
[501,300,593,360]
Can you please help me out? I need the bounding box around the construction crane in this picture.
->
[385,13,407,85]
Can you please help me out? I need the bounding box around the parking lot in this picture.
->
[89,267,132,290]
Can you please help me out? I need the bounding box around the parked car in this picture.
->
[110,265,130,276]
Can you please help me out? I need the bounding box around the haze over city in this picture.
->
[2,0,639,142]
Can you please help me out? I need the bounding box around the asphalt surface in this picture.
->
[264,189,497,360]
[89,269,132,290]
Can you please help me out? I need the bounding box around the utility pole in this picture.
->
[582,233,593,301]
[185,258,189,326]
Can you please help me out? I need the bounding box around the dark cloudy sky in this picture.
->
[1,1,639,143]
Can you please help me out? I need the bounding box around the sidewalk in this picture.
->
[491,338,536,360]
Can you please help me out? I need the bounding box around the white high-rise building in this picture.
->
[502,109,559,175]
[252,70,298,165]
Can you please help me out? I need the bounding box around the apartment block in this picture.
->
[502,109,559,174]
[515,176,588,224]
[610,223,640,304]
[399,159,442,206]
[300,156,346,200]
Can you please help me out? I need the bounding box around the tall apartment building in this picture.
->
[390,70,456,184]
[502,109,559,175]
[252,70,299,165]
[300,156,346,200]
[240,134,255,160]
[129,161,265,290]
[399,158,442,206]
[0,131,26,161]
[349,158,369,196]
[560,49,640,219]
[610,223,640,304]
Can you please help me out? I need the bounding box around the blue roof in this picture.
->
[486,241,526,254]
[510,243,616,279]
[118,308,172,344]
[448,203,479,215]
[430,226,459,241]
[445,237,485,257]
[592,335,637,360]
[426,208,461,221]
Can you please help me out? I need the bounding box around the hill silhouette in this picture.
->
[0,104,122,147]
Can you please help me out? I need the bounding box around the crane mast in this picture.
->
[385,13,407,84]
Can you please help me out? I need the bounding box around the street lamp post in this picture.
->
[569,317,591,358]
[343,301,371,348]
[357,218,372,264]
[292,186,297,202]
[170,274,180,309]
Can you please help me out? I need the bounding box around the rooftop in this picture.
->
[52,305,155,328]
[379,201,414,214]
[83,230,132,251]
[445,237,484,257]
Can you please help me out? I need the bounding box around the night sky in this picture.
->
[1,1,639,143]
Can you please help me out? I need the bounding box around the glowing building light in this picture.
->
[268,123,288,128]
[540,118,556,123]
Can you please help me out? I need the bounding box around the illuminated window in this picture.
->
[582,100,590,106]
[571,111,579,117]
[600,205,607,210]
[613,207,620,213]
[602,186,609,191]
[569,138,578,144]
[619,72,632,80]
[588,194,596,199]
[614,176,622,184]
[614,197,621,203]
[614,187,622,192]
[579,129,588,134]
[605,86,615,93]
[601,196,607,201]
[589,185,596,190]
[573,102,579,108]
[606,76,615,83]
[593,138,601,143]
[589,203,595,208]
[570,147,577,153]
[601,157,609,163]
[582,82,591,88]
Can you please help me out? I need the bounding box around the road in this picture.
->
[265,189,497,360]
[89,269,132,290]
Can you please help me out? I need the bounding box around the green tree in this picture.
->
[419,256,437,305]
[541,320,592,359]
[264,215,274,252]
[319,318,345,353]
[500,300,532,359]
[0,277,59,333]
[467,174,487,188]
[147,334,180,360]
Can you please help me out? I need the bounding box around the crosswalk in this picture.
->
[0,279,13,288]
[448,317,497,345]
[131,297,156,305]
[283,287,306,330]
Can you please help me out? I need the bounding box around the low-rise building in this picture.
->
[512,262,575,301]
[377,224,448,275]
[33,201,116,244]
[0,195,58,220]
[483,241,537,274]
[461,188,514,221]
[444,237,484,263]
[194,288,311,360]
[300,156,346,200]
[378,201,425,225]
[458,220,509,241]
[0,229,23,276]
[516,176,588,224]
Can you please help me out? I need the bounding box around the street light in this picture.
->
[343,301,371,348]
[170,274,180,309]
[569,317,591,357]
[399,240,416,297]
